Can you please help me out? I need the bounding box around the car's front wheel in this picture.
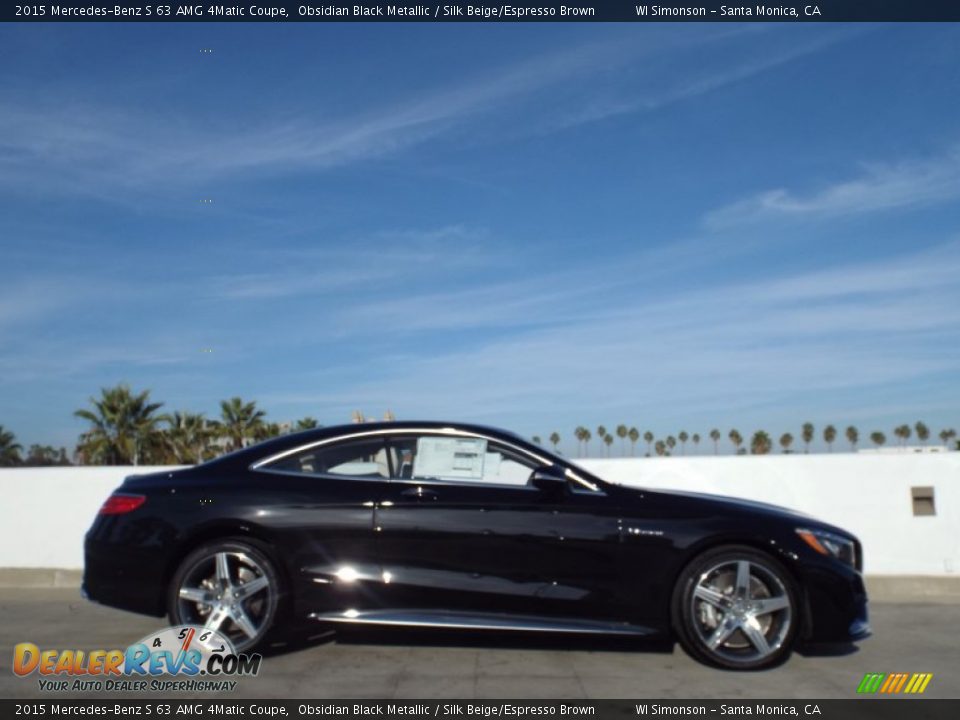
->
[672,545,798,670]
[168,539,280,653]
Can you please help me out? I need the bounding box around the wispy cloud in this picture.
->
[259,241,960,428]
[545,29,850,131]
[705,145,960,229]
[0,37,638,192]
[204,225,493,300]
[0,27,844,196]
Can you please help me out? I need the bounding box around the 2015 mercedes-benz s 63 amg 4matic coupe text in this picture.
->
[83,421,869,669]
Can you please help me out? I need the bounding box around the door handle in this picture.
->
[400,486,439,500]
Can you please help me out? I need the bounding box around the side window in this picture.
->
[262,438,391,479]
[388,435,536,486]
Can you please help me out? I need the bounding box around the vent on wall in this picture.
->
[911,486,936,516]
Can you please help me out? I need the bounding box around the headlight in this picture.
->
[796,527,857,567]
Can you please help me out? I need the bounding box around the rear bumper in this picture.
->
[83,529,167,618]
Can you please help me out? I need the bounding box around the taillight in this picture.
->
[98,494,146,515]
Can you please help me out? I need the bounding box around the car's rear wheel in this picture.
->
[168,539,280,653]
[672,545,798,670]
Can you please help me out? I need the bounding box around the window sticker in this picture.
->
[414,437,487,480]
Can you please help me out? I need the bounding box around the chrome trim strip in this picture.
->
[309,609,652,636]
[254,467,391,484]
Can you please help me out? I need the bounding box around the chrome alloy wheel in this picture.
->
[176,550,275,651]
[690,559,792,665]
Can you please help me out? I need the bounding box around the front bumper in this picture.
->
[797,559,870,642]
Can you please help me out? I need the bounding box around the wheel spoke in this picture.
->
[735,561,751,598]
[230,606,259,639]
[179,586,212,604]
[694,585,730,609]
[214,552,232,587]
[235,575,269,601]
[706,616,739,649]
[204,605,229,632]
[742,616,771,655]
[753,595,790,616]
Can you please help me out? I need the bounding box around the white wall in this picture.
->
[1,454,957,575]
[0,466,175,570]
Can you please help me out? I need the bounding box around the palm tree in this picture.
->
[165,412,213,464]
[583,428,592,457]
[296,417,319,431]
[823,425,837,452]
[25,444,70,466]
[597,426,607,447]
[678,431,689,455]
[616,425,628,455]
[894,424,912,449]
[801,423,814,453]
[692,433,701,454]
[709,428,720,455]
[751,430,772,455]
[532,435,542,445]
[574,426,585,456]
[915,421,930,446]
[219,397,266,452]
[666,435,677,454]
[75,384,167,465]
[845,426,858,451]
[628,427,639,456]
[643,431,654,456]
[0,425,22,466]
[870,431,886,448]
[654,439,666,457]
[254,422,283,442]
[779,432,793,454]
[603,433,614,456]
[728,429,743,454]
[939,428,957,449]
[549,432,560,452]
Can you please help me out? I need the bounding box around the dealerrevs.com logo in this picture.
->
[12,625,261,692]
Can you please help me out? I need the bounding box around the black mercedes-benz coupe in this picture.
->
[84,421,869,669]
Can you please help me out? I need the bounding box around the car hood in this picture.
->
[619,484,815,522]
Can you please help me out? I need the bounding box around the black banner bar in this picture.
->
[5,1,960,23]
[3,700,960,719]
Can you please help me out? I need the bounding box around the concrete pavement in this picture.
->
[1,588,957,699]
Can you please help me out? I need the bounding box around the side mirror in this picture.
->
[530,466,567,493]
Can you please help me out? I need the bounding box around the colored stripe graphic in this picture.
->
[906,673,933,694]
[857,673,884,693]
[857,672,933,694]
[893,673,909,693]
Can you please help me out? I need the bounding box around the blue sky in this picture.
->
[1,23,959,455]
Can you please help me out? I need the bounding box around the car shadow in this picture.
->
[260,623,675,658]
[795,641,860,658]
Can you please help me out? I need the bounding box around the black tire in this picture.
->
[671,545,799,670]
[167,538,283,653]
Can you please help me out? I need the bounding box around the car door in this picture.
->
[374,431,627,623]
[253,435,392,614]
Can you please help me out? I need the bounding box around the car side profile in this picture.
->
[83,421,869,669]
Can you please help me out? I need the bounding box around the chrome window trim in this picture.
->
[254,467,391,484]
[389,477,540,492]
[249,426,600,492]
